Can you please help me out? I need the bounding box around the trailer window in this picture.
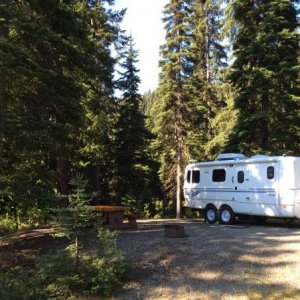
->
[187,170,200,183]
[267,166,274,179]
[187,171,191,183]
[192,170,200,183]
[237,171,244,183]
[212,169,226,182]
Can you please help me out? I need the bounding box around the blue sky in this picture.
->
[113,0,168,93]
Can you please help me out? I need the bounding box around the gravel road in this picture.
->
[116,219,300,300]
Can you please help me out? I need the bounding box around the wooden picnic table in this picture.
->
[90,205,137,230]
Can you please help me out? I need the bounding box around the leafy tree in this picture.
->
[227,0,300,155]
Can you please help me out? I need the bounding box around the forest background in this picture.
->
[0,0,299,228]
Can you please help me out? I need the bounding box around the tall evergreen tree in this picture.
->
[153,0,193,218]
[152,0,226,217]
[77,1,124,200]
[227,0,300,155]
[142,90,158,119]
[0,0,120,222]
[186,0,227,160]
[205,78,238,158]
[113,36,151,204]
[1,0,88,217]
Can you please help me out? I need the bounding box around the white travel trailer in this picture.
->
[183,153,300,224]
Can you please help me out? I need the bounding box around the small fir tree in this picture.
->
[57,173,94,265]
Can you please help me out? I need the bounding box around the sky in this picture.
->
[113,0,168,94]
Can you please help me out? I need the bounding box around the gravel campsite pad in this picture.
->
[117,219,300,300]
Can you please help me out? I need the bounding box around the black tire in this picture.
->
[219,205,235,225]
[204,205,218,224]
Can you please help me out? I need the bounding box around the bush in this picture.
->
[143,198,175,219]
[0,214,19,236]
[121,194,142,216]
[0,267,43,300]
[35,229,127,297]
[0,228,127,299]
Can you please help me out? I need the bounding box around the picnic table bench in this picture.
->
[90,205,137,230]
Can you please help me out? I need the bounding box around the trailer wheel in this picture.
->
[219,206,235,225]
[204,205,218,224]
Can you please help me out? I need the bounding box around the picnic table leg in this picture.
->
[106,211,124,229]
[127,215,137,225]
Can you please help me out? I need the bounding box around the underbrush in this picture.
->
[0,228,127,299]
[0,215,29,236]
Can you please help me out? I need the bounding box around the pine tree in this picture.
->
[205,79,238,158]
[0,0,121,222]
[153,0,194,218]
[153,0,226,217]
[185,0,227,160]
[56,173,94,265]
[142,89,158,118]
[113,36,152,205]
[77,1,124,200]
[227,0,300,155]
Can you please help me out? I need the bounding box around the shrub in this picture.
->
[0,228,128,299]
[0,267,43,300]
[35,228,127,298]
[0,214,20,236]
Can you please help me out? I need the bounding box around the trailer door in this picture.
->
[247,162,278,216]
[183,167,201,208]
[233,167,251,213]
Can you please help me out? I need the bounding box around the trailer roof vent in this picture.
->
[216,153,246,161]
[189,158,198,164]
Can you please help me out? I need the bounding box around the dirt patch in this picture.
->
[116,219,300,300]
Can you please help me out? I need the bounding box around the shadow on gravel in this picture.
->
[116,219,300,299]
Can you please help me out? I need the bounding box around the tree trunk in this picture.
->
[176,160,181,219]
[261,92,269,150]
[57,156,69,192]
[57,145,69,206]
[95,165,109,200]
[13,205,19,231]
[75,235,79,266]
[0,0,10,151]
[204,3,213,141]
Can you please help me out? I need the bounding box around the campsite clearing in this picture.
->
[1,219,300,299]
[117,219,300,300]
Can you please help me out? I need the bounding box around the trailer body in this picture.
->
[183,154,300,223]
